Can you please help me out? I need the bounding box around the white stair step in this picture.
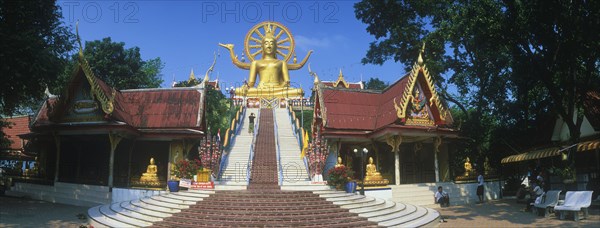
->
[350,198,391,214]
[88,205,132,228]
[360,202,406,218]
[369,204,417,223]
[110,202,162,223]
[397,208,440,228]
[121,201,171,218]
[379,205,428,226]
[99,204,151,227]
[131,199,180,213]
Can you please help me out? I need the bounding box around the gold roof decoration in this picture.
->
[333,69,349,88]
[188,68,196,83]
[393,44,447,122]
[75,21,116,115]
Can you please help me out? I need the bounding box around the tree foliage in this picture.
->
[355,0,600,171]
[364,78,389,90]
[56,37,164,92]
[0,0,75,115]
[174,79,230,136]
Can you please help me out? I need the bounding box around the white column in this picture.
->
[434,150,440,182]
[395,150,400,185]
[433,136,442,182]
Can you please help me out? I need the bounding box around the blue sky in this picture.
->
[59,1,430,94]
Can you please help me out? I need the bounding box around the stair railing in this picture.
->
[246,109,260,183]
[217,106,245,180]
[287,106,311,180]
[273,109,284,185]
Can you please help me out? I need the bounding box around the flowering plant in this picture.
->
[306,139,328,176]
[327,166,354,188]
[173,159,202,179]
[198,136,222,172]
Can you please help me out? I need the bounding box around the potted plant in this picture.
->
[172,159,202,190]
[327,166,354,191]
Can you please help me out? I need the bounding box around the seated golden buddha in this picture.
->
[140,157,159,183]
[334,157,345,168]
[464,157,473,177]
[220,22,311,99]
[364,157,389,186]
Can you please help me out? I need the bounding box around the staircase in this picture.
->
[218,108,258,188]
[86,107,441,227]
[87,189,214,227]
[247,108,279,190]
[274,109,310,184]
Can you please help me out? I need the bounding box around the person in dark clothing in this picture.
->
[248,113,255,134]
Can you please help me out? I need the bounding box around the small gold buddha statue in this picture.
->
[140,157,159,183]
[364,157,389,186]
[464,157,473,177]
[365,157,383,181]
[334,157,345,168]
[220,22,312,98]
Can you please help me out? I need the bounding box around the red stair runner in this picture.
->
[151,109,377,227]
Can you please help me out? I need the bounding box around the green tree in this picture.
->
[0,0,75,115]
[364,78,389,90]
[355,0,600,173]
[71,37,164,90]
[173,79,230,136]
[0,0,74,147]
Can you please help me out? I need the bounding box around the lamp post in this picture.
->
[354,147,369,195]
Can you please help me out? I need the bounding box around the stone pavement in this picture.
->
[0,196,88,227]
[438,199,600,227]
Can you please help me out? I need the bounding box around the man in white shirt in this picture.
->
[435,186,449,207]
[477,170,484,203]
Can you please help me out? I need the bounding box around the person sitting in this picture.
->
[525,180,544,211]
[435,186,450,207]
[516,184,529,203]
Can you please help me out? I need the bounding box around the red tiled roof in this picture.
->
[1,116,30,150]
[32,65,205,132]
[321,75,409,131]
[120,88,203,128]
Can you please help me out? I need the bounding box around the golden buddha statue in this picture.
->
[140,157,159,183]
[334,157,345,168]
[464,157,473,177]
[365,157,383,182]
[220,21,312,98]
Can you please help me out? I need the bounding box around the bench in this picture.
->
[555,191,593,221]
[533,190,561,217]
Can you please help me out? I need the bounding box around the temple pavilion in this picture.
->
[18,39,207,191]
[312,51,461,185]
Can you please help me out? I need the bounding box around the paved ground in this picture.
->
[438,199,600,227]
[0,196,88,228]
[2,195,599,227]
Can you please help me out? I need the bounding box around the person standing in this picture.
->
[248,113,256,134]
[477,170,484,203]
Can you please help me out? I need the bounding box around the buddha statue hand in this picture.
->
[218,43,234,51]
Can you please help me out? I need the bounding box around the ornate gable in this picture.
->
[333,69,349,88]
[393,50,449,125]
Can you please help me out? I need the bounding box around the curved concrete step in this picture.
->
[110,202,162,223]
[379,204,429,227]
[99,204,151,227]
[88,205,132,228]
[121,201,171,218]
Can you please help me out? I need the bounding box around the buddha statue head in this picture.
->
[262,24,277,58]
[368,157,374,164]
[150,157,155,165]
